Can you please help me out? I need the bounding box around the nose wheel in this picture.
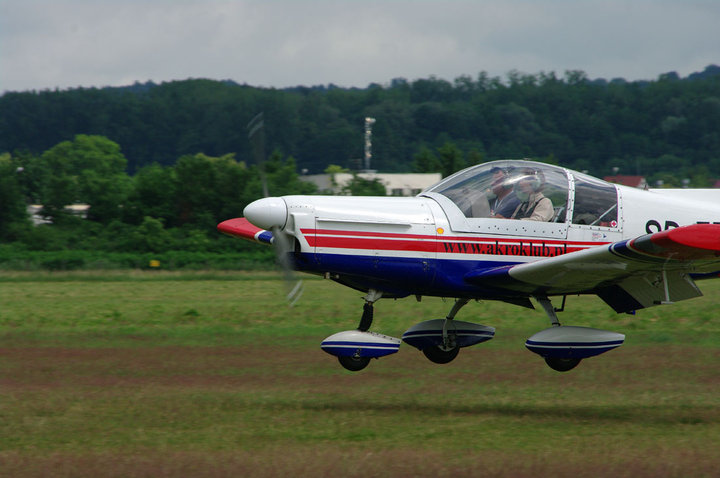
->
[324,289,395,372]
[339,291,379,371]
[338,355,371,372]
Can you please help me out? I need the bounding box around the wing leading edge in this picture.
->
[466,224,720,313]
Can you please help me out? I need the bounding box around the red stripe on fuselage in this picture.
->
[304,228,602,246]
[307,236,437,252]
[307,228,438,240]
[302,228,606,258]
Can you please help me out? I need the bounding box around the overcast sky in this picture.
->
[1,0,719,94]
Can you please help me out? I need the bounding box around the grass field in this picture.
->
[1,271,720,477]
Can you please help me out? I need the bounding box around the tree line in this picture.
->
[1,65,720,268]
[2,65,719,180]
[0,135,320,270]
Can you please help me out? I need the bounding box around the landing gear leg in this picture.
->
[357,289,382,331]
[535,295,561,327]
[534,295,581,372]
[357,303,374,332]
[422,298,469,364]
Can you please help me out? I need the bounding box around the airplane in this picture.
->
[218,159,720,372]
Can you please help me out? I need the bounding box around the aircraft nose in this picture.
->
[243,197,288,230]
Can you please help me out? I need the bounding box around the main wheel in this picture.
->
[544,356,581,372]
[422,345,460,364]
[338,355,371,372]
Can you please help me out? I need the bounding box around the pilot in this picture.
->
[510,168,554,221]
[487,167,521,218]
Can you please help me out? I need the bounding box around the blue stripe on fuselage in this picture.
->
[295,252,522,298]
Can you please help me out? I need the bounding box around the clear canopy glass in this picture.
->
[424,160,571,223]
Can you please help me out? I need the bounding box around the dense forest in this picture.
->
[1,65,720,269]
[3,65,720,177]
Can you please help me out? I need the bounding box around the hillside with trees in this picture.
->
[2,65,719,178]
[1,65,719,269]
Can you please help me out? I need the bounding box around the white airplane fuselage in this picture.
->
[261,185,720,299]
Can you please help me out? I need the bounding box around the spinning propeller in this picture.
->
[246,113,304,306]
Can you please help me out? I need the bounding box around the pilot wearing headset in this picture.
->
[508,168,554,221]
[487,167,521,218]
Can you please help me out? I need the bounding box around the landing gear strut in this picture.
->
[357,302,374,332]
[356,289,382,331]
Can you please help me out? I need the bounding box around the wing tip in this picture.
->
[643,223,720,259]
[217,218,273,245]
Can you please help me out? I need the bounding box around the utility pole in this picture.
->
[363,117,376,173]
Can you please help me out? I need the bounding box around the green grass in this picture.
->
[1,271,720,476]
[2,270,719,346]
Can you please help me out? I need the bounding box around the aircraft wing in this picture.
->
[217,217,273,245]
[465,224,720,313]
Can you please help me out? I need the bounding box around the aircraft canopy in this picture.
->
[423,160,618,227]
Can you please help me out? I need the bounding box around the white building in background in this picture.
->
[301,172,442,196]
[27,204,89,225]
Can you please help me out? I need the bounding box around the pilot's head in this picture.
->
[515,168,544,199]
[490,167,513,195]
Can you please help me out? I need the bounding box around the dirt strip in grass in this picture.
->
[1,341,719,477]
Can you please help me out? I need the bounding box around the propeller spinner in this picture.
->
[243,197,287,230]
